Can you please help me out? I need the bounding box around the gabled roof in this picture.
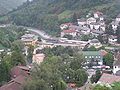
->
[87,17,96,21]
[117,14,120,18]
[82,51,102,56]
[111,21,119,26]
[10,66,30,78]
[62,29,77,33]
[98,73,120,84]
[94,11,103,15]
[0,75,27,90]
[77,18,86,22]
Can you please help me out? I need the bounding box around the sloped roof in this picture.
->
[0,75,27,90]
[98,73,120,84]
[82,51,101,56]
[62,29,77,33]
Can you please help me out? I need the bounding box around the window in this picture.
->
[89,56,91,58]
[85,56,87,58]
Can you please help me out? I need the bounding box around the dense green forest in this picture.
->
[0,0,26,15]
[0,26,26,49]
[1,0,120,35]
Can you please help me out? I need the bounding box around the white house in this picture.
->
[90,22,100,30]
[81,26,91,35]
[113,62,120,74]
[89,39,102,48]
[116,14,120,22]
[32,53,45,64]
[111,21,119,30]
[60,23,72,30]
[93,11,103,19]
[87,17,96,24]
[108,35,117,44]
[61,29,77,37]
[99,16,104,21]
[100,25,106,31]
[113,52,120,75]
[77,18,86,26]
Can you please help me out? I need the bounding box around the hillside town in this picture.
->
[0,10,120,90]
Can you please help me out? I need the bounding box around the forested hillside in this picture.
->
[2,0,120,35]
[0,0,26,15]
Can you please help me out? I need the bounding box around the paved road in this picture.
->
[0,24,88,47]
[25,27,51,39]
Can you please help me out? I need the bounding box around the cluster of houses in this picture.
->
[60,11,120,46]
[60,11,106,38]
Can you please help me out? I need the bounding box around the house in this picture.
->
[91,30,104,37]
[0,75,28,90]
[80,26,91,35]
[61,29,77,37]
[99,16,104,21]
[108,35,117,44]
[93,11,103,19]
[97,73,120,85]
[10,66,30,79]
[100,25,106,31]
[60,23,72,30]
[77,18,86,26]
[21,34,38,46]
[89,22,100,30]
[111,21,119,30]
[87,17,96,24]
[82,51,103,66]
[32,53,45,64]
[113,60,120,75]
[89,39,102,48]
[113,52,120,75]
[116,14,120,22]
[0,66,30,90]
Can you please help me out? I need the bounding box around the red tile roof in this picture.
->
[0,82,21,90]
[62,30,76,33]
[100,50,108,56]
[0,75,27,90]
[94,11,103,15]
[10,66,30,78]
[98,73,120,84]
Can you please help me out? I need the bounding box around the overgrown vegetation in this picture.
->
[0,25,26,49]
[23,46,88,90]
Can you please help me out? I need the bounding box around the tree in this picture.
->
[105,25,114,35]
[11,40,24,52]
[71,13,78,23]
[23,46,88,89]
[27,45,34,63]
[112,82,120,90]
[0,59,10,86]
[23,79,50,90]
[75,69,88,87]
[103,53,114,67]
[70,53,84,70]
[98,35,104,44]
[88,46,97,51]
[91,70,102,83]
[11,50,26,66]
[93,85,110,90]
[63,34,73,40]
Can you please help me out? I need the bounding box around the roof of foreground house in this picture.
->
[98,73,120,84]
